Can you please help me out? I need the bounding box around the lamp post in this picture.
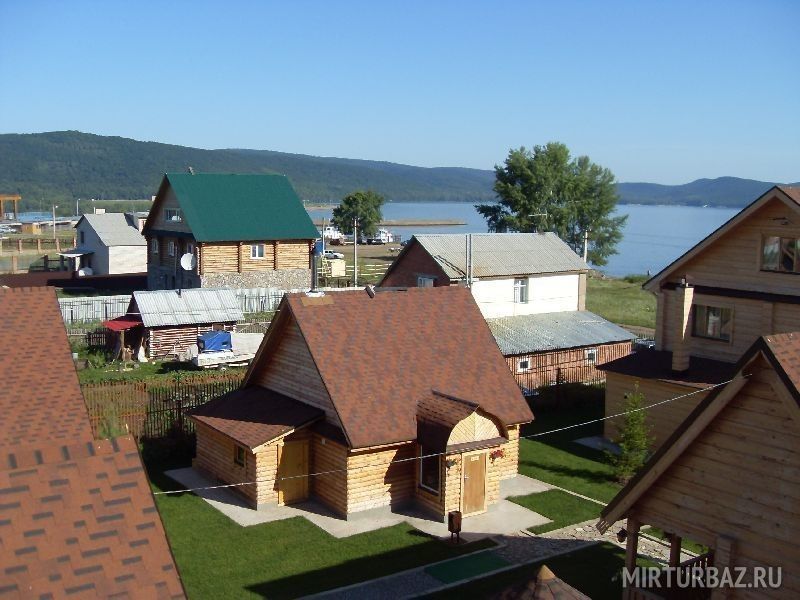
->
[353,217,358,287]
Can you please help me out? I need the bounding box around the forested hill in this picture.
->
[0,131,795,209]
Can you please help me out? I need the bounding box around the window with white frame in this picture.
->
[514,278,528,303]
[517,358,531,373]
[251,243,265,259]
[417,276,435,287]
[150,238,159,254]
[692,305,733,342]
[585,348,598,364]
[167,240,176,257]
[165,208,182,222]
[419,445,440,494]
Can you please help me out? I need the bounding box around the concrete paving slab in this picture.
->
[499,473,552,498]
[164,468,551,540]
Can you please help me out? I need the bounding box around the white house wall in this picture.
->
[471,274,579,318]
[108,245,147,274]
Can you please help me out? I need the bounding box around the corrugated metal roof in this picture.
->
[487,310,636,355]
[81,213,146,246]
[413,233,588,279]
[133,288,243,328]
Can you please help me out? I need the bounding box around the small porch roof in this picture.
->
[102,314,143,331]
[189,387,323,450]
[416,390,506,454]
[58,246,94,258]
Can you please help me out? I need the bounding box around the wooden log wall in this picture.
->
[346,443,415,513]
[198,242,239,274]
[311,434,348,516]
[148,322,236,359]
[193,422,256,506]
[633,357,800,595]
[198,240,311,274]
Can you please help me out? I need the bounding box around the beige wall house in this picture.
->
[189,286,533,520]
[597,332,800,599]
[61,212,147,275]
[143,173,318,291]
[600,185,800,447]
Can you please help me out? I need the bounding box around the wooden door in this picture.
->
[279,440,309,505]
[462,452,487,515]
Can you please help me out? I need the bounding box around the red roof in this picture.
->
[102,314,143,331]
[251,287,533,449]
[0,287,184,598]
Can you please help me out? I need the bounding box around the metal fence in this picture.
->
[81,374,244,440]
[59,294,131,323]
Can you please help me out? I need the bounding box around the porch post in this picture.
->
[625,516,641,573]
[669,533,682,567]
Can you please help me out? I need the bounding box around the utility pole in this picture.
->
[353,217,358,287]
[52,205,58,240]
[76,198,80,217]
[583,230,589,262]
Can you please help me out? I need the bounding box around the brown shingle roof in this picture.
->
[778,185,800,205]
[190,387,324,449]
[493,564,589,599]
[0,287,93,447]
[763,331,800,402]
[417,391,479,453]
[598,348,738,389]
[281,286,533,449]
[0,287,184,598]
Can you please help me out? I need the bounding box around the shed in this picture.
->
[61,212,146,275]
[127,288,243,360]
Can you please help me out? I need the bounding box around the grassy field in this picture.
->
[148,461,494,599]
[519,390,622,503]
[586,274,656,329]
[509,489,603,534]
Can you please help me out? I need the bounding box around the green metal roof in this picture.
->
[164,173,319,242]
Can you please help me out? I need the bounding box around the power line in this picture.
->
[152,377,738,496]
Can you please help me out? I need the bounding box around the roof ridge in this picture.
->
[430,389,480,408]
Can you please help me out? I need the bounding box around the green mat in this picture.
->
[425,551,510,584]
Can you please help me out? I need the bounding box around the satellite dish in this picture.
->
[180,253,197,271]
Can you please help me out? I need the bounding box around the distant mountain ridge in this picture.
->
[0,131,795,210]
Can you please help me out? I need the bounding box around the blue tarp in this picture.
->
[198,330,232,352]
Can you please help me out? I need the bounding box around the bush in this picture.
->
[608,386,652,483]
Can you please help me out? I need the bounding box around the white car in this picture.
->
[323,250,344,260]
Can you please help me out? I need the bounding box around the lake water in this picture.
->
[308,202,739,277]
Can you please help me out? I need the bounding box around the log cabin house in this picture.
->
[189,286,533,520]
[104,288,242,360]
[380,233,635,391]
[0,286,184,597]
[597,332,800,599]
[600,185,800,447]
[143,173,319,291]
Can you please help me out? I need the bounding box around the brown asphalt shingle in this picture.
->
[283,286,533,449]
[0,287,184,599]
[190,387,324,449]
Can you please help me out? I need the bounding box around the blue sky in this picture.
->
[1,0,798,183]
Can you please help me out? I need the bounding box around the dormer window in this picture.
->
[165,208,183,222]
[762,236,800,273]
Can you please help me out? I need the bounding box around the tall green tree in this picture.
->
[332,190,385,237]
[608,386,653,484]
[476,143,626,266]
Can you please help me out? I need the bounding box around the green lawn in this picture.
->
[520,394,622,503]
[423,542,633,600]
[148,462,494,599]
[646,527,709,555]
[77,357,246,384]
[586,275,656,329]
[509,489,602,534]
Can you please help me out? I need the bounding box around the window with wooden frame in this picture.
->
[165,208,183,222]
[417,276,435,287]
[692,305,733,342]
[514,278,528,303]
[79,231,85,245]
[234,444,246,467]
[251,243,265,259]
[167,240,176,257]
[419,446,440,494]
[185,241,194,256]
[150,238,159,254]
[761,236,800,273]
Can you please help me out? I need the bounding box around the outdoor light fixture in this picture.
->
[617,528,627,543]
[445,458,457,470]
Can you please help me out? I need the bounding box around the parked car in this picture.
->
[323,250,344,259]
